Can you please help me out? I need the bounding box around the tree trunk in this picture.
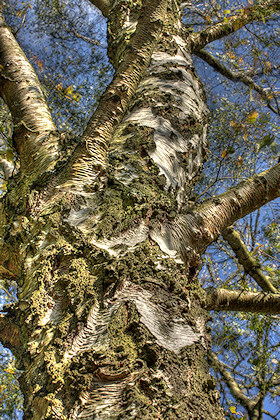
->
[4,0,278,418]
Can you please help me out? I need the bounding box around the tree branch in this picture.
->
[88,0,111,17]
[187,0,280,52]
[209,352,257,410]
[222,226,278,293]
[205,289,280,314]
[61,0,168,189]
[0,9,58,176]
[195,49,279,115]
[153,163,280,264]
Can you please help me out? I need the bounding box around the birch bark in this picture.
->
[0,1,279,419]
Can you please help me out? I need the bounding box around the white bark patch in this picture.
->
[150,226,183,264]
[67,206,100,228]
[114,162,139,185]
[71,379,131,420]
[124,40,208,205]
[125,107,201,205]
[150,215,202,265]
[114,282,201,353]
[68,282,202,418]
[67,203,149,256]
[65,282,201,362]
[151,50,192,67]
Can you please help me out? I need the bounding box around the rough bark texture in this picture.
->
[0,0,279,419]
[0,1,223,419]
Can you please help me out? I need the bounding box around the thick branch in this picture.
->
[209,352,256,411]
[196,49,279,115]
[0,10,58,175]
[188,0,280,52]
[222,226,278,293]
[205,289,280,314]
[154,163,280,264]
[198,163,280,246]
[88,0,111,17]
[61,0,168,188]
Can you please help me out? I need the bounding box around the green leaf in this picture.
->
[257,134,275,151]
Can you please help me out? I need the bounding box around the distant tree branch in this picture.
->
[222,226,278,293]
[188,0,280,52]
[263,410,279,420]
[205,289,280,314]
[88,0,111,17]
[0,10,58,176]
[195,49,279,116]
[209,352,257,410]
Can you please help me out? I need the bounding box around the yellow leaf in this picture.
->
[64,85,74,96]
[246,111,259,124]
[237,155,243,166]
[265,61,272,72]
[229,406,237,414]
[4,366,15,374]
[230,120,238,130]
[221,150,228,158]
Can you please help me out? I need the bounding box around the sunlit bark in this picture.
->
[187,0,280,52]
[0,0,279,419]
[206,289,280,314]
[0,10,58,176]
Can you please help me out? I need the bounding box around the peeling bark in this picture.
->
[60,0,169,189]
[0,0,279,418]
[0,1,223,418]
